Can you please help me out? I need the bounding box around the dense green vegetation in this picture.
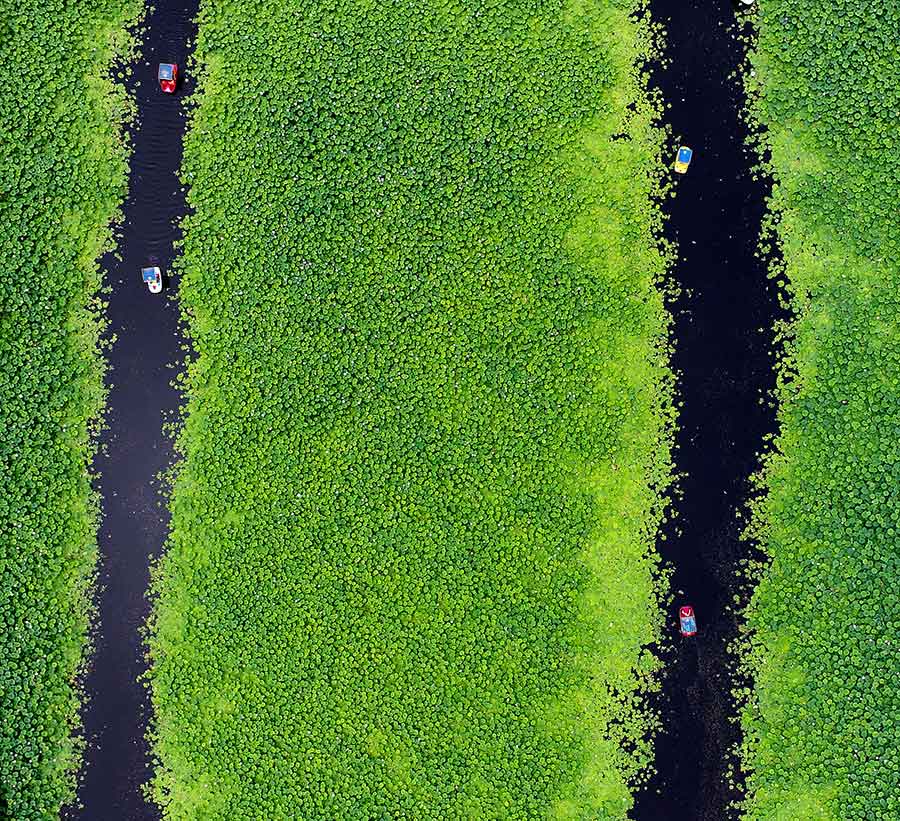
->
[739,1,900,818]
[0,0,139,816]
[149,0,673,817]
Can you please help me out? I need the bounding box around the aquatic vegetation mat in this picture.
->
[0,0,139,816]
[149,0,674,817]
[738,1,900,818]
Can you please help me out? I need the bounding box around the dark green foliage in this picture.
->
[149,0,673,817]
[739,2,900,818]
[0,1,138,815]
[748,0,900,265]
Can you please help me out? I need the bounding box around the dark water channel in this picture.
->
[67,2,197,818]
[632,2,784,820]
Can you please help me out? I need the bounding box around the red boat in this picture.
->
[679,605,697,637]
[158,63,177,93]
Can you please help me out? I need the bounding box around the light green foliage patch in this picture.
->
[149,0,673,817]
[0,0,139,816]
[739,2,900,819]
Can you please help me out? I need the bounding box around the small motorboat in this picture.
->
[679,605,697,637]
[674,146,693,174]
[142,265,163,294]
[158,63,178,93]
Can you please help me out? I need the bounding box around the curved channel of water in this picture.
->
[633,2,784,819]
[67,2,198,818]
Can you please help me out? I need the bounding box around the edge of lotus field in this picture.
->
[0,1,142,817]
[735,2,900,819]
[147,0,676,817]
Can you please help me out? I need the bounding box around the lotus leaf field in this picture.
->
[0,0,138,816]
[3,0,900,817]
[738,1,900,818]
[146,0,675,817]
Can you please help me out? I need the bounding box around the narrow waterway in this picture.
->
[633,3,783,820]
[67,2,198,818]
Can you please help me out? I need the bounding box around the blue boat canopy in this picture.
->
[142,267,158,282]
[158,63,175,80]
[677,146,693,163]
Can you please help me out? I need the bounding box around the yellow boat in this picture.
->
[674,146,693,174]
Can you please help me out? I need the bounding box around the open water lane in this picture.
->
[633,2,785,819]
[68,1,198,818]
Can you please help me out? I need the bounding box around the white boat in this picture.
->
[142,266,163,294]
